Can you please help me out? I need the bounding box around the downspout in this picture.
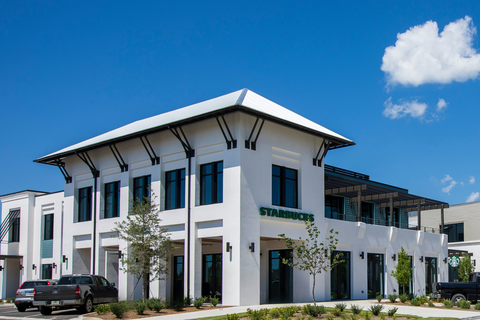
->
[60,201,64,277]
[92,175,98,275]
[186,153,191,298]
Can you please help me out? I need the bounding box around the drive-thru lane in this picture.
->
[0,304,80,319]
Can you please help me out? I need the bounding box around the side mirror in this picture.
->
[111,282,116,287]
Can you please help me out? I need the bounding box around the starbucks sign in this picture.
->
[449,255,460,267]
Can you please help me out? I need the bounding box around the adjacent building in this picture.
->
[0,89,449,304]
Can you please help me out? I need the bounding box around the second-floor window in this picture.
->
[44,214,54,240]
[325,195,343,219]
[444,223,464,242]
[105,181,120,218]
[78,187,92,222]
[165,169,185,210]
[200,161,223,205]
[133,175,151,202]
[272,165,298,208]
[9,217,20,242]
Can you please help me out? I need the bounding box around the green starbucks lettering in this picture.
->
[259,207,314,222]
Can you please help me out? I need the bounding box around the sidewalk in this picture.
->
[83,299,480,320]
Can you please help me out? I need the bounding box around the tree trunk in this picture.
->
[312,274,316,306]
[142,271,149,303]
[403,283,406,296]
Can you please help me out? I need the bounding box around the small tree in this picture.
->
[278,220,342,306]
[113,191,176,302]
[458,253,475,281]
[391,247,411,295]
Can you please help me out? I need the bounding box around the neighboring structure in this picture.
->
[0,89,449,304]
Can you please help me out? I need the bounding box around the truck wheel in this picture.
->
[17,307,26,312]
[39,306,53,315]
[451,293,467,304]
[80,296,93,313]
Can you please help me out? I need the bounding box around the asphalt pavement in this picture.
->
[0,303,81,320]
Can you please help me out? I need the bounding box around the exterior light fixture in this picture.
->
[118,251,123,259]
[444,257,448,263]
[52,262,57,269]
[0,266,3,271]
[63,255,68,263]
[249,242,255,253]
[419,256,424,262]
[19,264,24,270]
[32,264,36,270]
[226,242,232,252]
[392,254,396,261]
[359,252,364,259]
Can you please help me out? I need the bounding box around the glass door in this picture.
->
[331,251,351,300]
[367,253,384,298]
[425,257,437,294]
[269,250,293,303]
[173,256,184,303]
[202,254,222,301]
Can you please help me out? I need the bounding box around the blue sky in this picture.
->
[1,1,480,207]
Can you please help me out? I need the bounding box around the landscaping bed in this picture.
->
[381,294,480,311]
[85,305,223,320]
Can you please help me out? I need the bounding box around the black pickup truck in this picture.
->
[33,274,118,315]
[432,272,480,303]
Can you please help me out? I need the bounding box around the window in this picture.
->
[41,264,53,280]
[104,181,120,218]
[272,165,298,208]
[9,217,20,242]
[78,187,92,222]
[200,161,223,205]
[325,196,343,219]
[165,169,185,210]
[44,214,54,240]
[133,175,151,202]
[361,202,373,222]
[444,223,464,242]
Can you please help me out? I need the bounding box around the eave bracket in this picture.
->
[139,136,160,166]
[109,144,128,172]
[55,160,72,184]
[245,118,265,150]
[216,116,237,149]
[170,126,195,158]
[76,152,99,178]
[313,140,331,167]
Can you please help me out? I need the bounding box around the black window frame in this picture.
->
[444,223,464,242]
[41,264,53,280]
[165,168,186,210]
[272,165,298,208]
[200,161,223,205]
[9,217,20,242]
[133,175,151,203]
[43,214,54,240]
[325,195,344,219]
[78,187,92,222]
[104,181,120,219]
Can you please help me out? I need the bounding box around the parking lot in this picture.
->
[0,304,81,319]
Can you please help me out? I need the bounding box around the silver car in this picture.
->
[15,280,56,312]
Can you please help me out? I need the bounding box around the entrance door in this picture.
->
[269,250,293,303]
[425,257,437,295]
[173,256,184,303]
[367,253,384,298]
[331,251,351,300]
[202,254,222,301]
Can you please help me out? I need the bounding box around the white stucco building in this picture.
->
[0,89,449,305]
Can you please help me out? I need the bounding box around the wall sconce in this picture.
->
[474,260,476,267]
[63,255,68,263]
[52,262,57,269]
[359,252,364,259]
[0,266,3,271]
[32,264,36,270]
[419,256,424,263]
[19,264,24,270]
[392,254,396,261]
[118,251,123,259]
[444,257,448,264]
[226,242,232,252]
[249,242,255,253]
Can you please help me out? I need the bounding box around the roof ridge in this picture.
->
[235,88,248,105]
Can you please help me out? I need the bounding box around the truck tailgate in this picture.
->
[34,284,78,301]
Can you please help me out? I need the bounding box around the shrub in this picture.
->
[363,311,371,320]
[456,300,471,309]
[280,313,292,320]
[247,308,268,320]
[226,314,240,320]
[387,307,398,316]
[379,314,386,320]
[428,300,435,307]
[341,315,349,320]
[282,306,299,316]
[269,307,281,318]
[388,294,398,303]
[376,293,383,302]
[409,298,421,306]
[399,294,409,303]
[475,302,480,310]
[418,295,428,304]
[94,304,110,314]
[369,304,383,316]
[332,308,342,316]
[184,295,193,306]
[109,302,127,318]
[5,298,13,303]
[134,301,146,315]
[148,298,165,312]
[326,315,334,320]
[0,299,3,303]
[443,299,453,308]
[301,304,325,317]
[335,303,347,311]
[350,304,363,315]
[193,296,206,309]
[350,315,357,320]
[210,296,219,307]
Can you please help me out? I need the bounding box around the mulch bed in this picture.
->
[84,306,225,320]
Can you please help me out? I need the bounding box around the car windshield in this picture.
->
[20,281,49,289]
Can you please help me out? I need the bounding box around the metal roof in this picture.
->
[35,89,354,164]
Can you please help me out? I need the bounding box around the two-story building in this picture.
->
[0,89,449,305]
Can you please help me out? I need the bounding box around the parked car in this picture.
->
[15,280,56,312]
[432,272,480,303]
[33,274,118,315]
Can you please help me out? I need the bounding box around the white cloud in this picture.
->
[381,16,480,86]
[383,97,427,119]
[436,99,448,111]
[470,176,475,184]
[442,180,458,194]
[441,174,453,183]
[466,192,480,202]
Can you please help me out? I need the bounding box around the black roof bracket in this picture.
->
[76,151,100,178]
[216,116,237,149]
[170,126,195,158]
[139,136,160,166]
[109,144,128,172]
[313,140,330,167]
[55,160,72,184]
[245,117,265,150]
